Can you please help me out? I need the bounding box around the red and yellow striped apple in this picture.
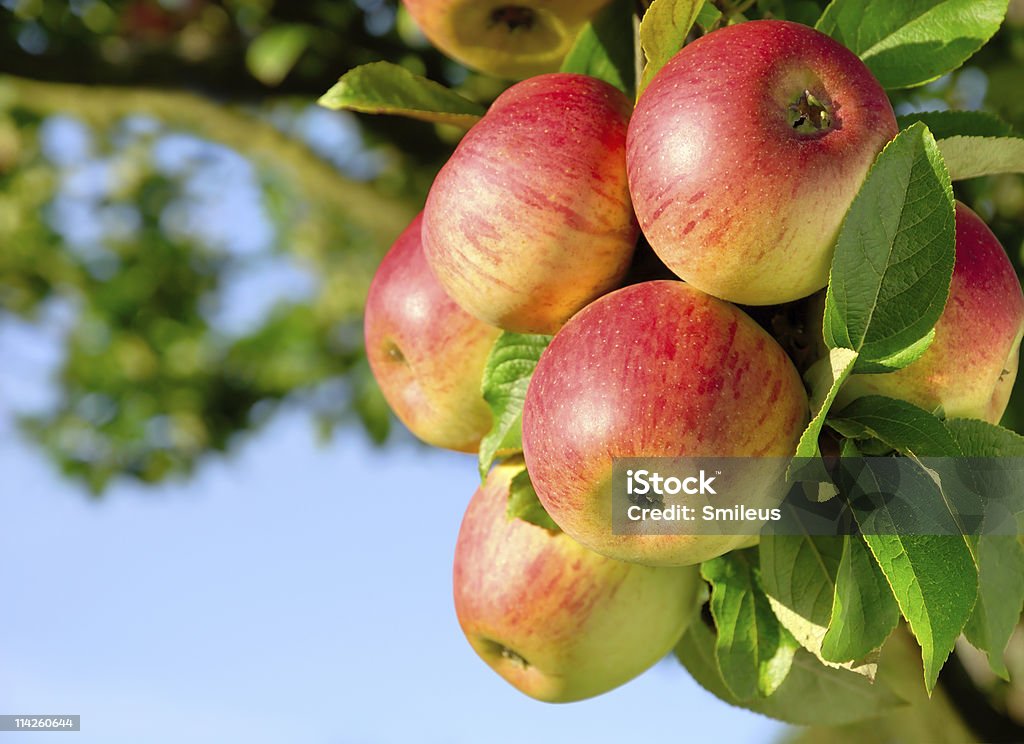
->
[454,460,701,702]
[423,73,638,334]
[522,281,808,566]
[836,202,1024,423]
[364,213,500,452]
[401,0,612,79]
[627,20,898,305]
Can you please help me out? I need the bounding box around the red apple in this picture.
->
[627,20,898,306]
[423,73,638,334]
[401,0,612,79]
[454,460,702,702]
[364,213,500,452]
[522,281,808,566]
[836,202,1024,423]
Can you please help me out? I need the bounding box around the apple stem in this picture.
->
[788,90,833,136]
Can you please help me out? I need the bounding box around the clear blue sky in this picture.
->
[0,409,787,743]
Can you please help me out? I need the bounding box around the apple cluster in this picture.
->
[364,15,1024,703]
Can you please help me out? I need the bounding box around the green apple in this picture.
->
[401,0,612,79]
[834,202,1024,423]
[364,213,500,452]
[454,460,702,702]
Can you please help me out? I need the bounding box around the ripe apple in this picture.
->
[364,213,500,452]
[401,0,612,79]
[522,281,809,566]
[627,20,898,306]
[835,202,1024,423]
[423,73,638,334]
[454,459,702,702]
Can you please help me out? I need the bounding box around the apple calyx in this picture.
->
[489,6,536,32]
[499,645,529,669]
[481,638,531,669]
[788,90,834,136]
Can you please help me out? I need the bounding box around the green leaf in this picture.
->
[561,0,636,98]
[477,333,551,478]
[318,62,485,127]
[829,400,991,565]
[676,618,906,725]
[638,0,703,96]
[831,396,987,669]
[940,421,1024,518]
[701,552,799,700]
[863,535,976,693]
[507,467,561,531]
[936,136,1024,180]
[821,534,901,662]
[759,534,878,676]
[828,395,962,457]
[963,534,1024,679]
[948,418,1024,679]
[760,535,843,633]
[896,110,1016,139]
[843,459,978,693]
[695,0,723,30]
[894,112,1024,180]
[946,418,1024,456]
[869,329,937,373]
[815,0,1009,90]
[791,348,859,480]
[246,24,312,86]
[823,123,955,374]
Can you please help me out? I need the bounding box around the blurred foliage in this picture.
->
[0,0,483,492]
[0,0,509,165]
[0,76,419,491]
[3,0,426,94]
[0,0,1023,492]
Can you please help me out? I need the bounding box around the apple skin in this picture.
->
[627,20,898,306]
[423,73,638,335]
[522,281,808,566]
[835,202,1024,423]
[364,213,500,452]
[401,0,612,80]
[454,459,702,703]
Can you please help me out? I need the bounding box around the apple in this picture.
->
[364,213,500,452]
[401,0,612,80]
[835,202,1024,423]
[522,281,809,566]
[626,20,898,306]
[423,73,638,334]
[454,459,702,702]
